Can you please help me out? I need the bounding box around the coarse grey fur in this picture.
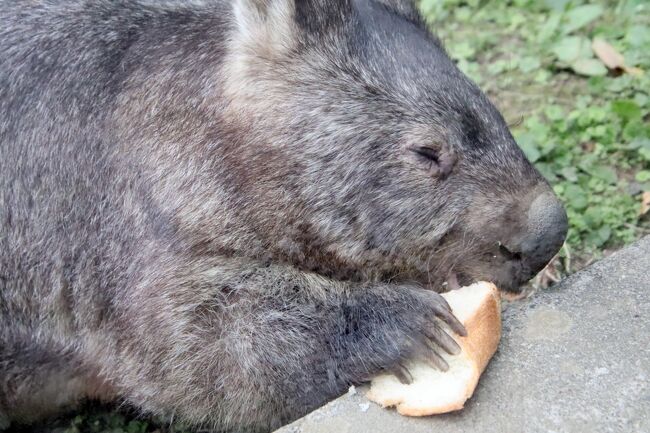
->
[0,0,567,432]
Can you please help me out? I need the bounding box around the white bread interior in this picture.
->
[366,281,501,416]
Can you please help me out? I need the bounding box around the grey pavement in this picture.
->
[276,236,650,433]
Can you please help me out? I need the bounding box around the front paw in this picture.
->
[340,285,466,384]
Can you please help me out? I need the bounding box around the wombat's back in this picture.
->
[0,0,231,422]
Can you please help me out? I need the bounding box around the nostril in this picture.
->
[498,242,522,261]
[490,189,568,287]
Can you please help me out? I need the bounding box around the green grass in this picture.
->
[27,0,650,431]
[16,403,190,433]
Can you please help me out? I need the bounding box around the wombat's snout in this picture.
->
[500,191,568,282]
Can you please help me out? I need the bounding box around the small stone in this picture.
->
[359,402,370,412]
[594,367,609,376]
[347,385,357,396]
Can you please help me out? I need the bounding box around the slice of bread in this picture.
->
[366,281,501,416]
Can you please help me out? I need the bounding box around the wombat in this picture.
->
[0,0,568,432]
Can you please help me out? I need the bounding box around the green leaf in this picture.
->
[488,59,512,75]
[517,133,541,162]
[634,93,648,109]
[534,69,552,83]
[540,140,557,156]
[518,56,542,73]
[564,184,588,209]
[561,166,579,182]
[626,25,650,47]
[539,12,562,41]
[544,105,565,120]
[636,171,650,182]
[456,7,472,22]
[584,206,604,228]
[588,165,618,184]
[563,4,604,34]
[571,58,608,76]
[552,36,591,63]
[536,163,559,182]
[544,0,570,12]
[594,225,612,246]
[611,100,642,122]
[622,120,650,142]
[639,148,650,161]
[627,138,650,150]
[449,41,476,60]
[577,153,599,173]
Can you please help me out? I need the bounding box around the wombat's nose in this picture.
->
[503,191,568,275]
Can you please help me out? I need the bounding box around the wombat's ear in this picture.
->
[232,0,297,57]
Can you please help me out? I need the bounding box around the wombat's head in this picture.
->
[223,0,567,293]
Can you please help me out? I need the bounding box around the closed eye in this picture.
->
[411,146,439,162]
[405,143,456,179]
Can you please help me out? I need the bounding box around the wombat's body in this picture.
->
[0,1,567,432]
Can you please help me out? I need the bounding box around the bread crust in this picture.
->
[366,282,502,416]
[459,285,502,375]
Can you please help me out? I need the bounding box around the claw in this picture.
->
[432,306,467,337]
[428,350,449,372]
[411,335,450,372]
[390,363,413,384]
[423,327,461,355]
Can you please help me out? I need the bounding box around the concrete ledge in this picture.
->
[276,236,650,433]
